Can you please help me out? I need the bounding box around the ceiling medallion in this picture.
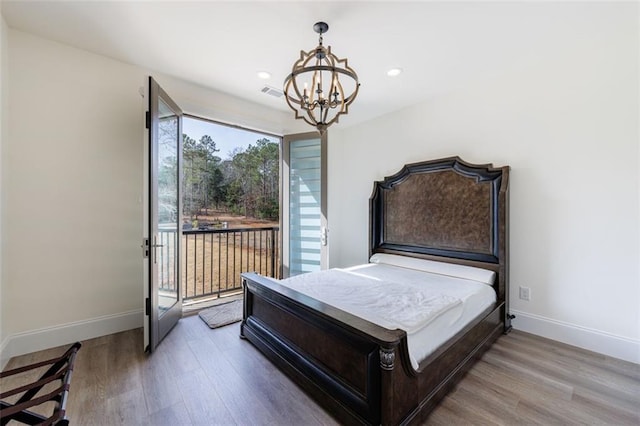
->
[283,22,360,134]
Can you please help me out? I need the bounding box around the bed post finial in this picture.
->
[380,347,395,370]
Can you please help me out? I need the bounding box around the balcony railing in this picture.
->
[157,226,280,302]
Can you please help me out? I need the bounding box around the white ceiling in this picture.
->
[2,0,560,128]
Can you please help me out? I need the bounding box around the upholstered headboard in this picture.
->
[369,157,510,309]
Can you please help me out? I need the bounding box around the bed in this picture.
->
[240,156,511,425]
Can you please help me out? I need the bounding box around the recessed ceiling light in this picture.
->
[257,71,272,79]
[387,68,403,77]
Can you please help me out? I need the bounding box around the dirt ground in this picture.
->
[186,210,278,229]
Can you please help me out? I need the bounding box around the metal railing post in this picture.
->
[270,227,276,277]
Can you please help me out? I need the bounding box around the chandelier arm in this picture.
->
[285,78,320,125]
[286,98,313,124]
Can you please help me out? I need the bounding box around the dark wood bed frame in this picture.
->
[241,157,510,425]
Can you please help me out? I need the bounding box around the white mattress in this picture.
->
[278,261,496,370]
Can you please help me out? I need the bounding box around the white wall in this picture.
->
[328,2,639,363]
[1,29,300,366]
[0,13,8,364]
[3,30,146,363]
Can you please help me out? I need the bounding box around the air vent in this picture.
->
[261,85,284,98]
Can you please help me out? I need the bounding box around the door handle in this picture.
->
[152,236,164,263]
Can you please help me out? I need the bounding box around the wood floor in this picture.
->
[3,315,639,425]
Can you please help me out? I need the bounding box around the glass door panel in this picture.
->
[157,98,179,315]
[147,77,183,351]
[282,132,327,278]
[289,139,321,275]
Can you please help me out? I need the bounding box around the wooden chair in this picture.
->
[0,342,81,425]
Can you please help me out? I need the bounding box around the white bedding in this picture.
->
[278,259,496,370]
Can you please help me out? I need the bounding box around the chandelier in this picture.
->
[283,22,360,134]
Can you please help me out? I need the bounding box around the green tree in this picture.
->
[181,133,279,222]
[226,139,279,220]
[182,134,222,218]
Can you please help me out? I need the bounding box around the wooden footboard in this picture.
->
[240,272,504,425]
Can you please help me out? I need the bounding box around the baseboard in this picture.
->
[0,309,143,370]
[511,309,640,365]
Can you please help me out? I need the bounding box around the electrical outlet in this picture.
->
[519,286,530,301]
